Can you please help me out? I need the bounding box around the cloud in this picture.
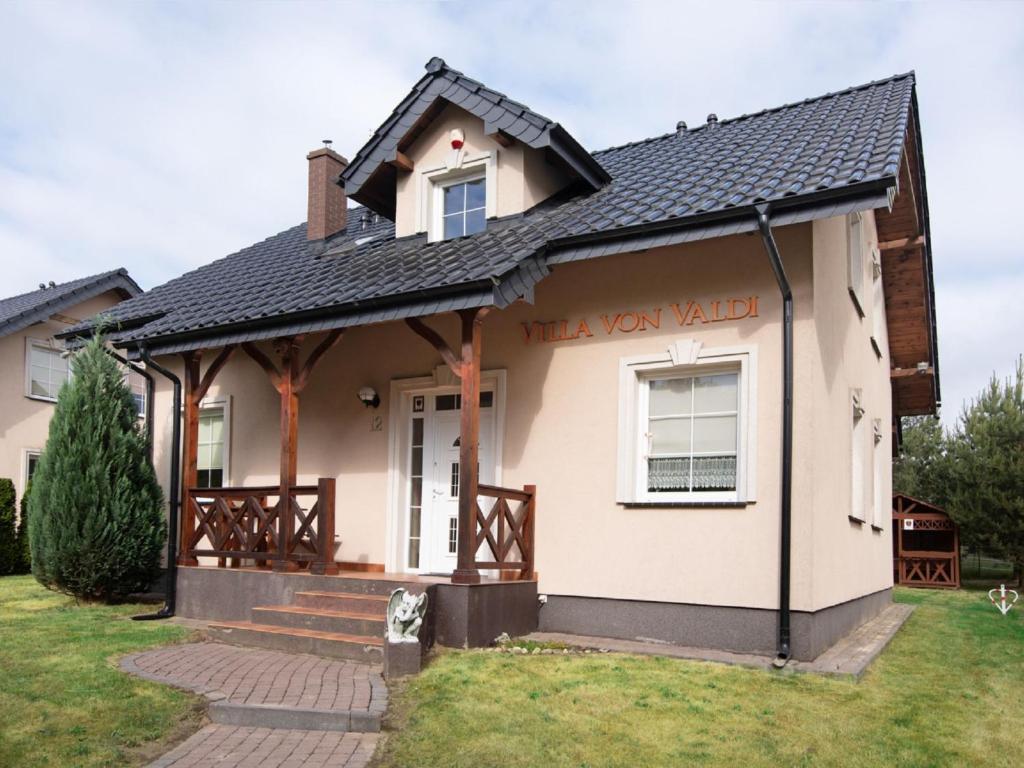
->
[0,0,1021,418]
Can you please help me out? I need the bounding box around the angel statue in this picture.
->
[386,588,427,643]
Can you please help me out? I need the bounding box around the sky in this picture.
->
[0,0,1021,426]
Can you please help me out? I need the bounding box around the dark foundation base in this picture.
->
[432,580,538,648]
[538,588,892,661]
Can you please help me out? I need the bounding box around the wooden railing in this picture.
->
[473,484,535,579]
[895,552,958,588]
[183,478,336,574]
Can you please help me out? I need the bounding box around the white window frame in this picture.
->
[196,396,231,488]
[22,448,42,490]
[418,152,497,242]
[24,338,71,403]
[617,341,757,504]
[850,389,866,523]
[124,366,148,421]
[869,246,885,358]
[847,212,866,317]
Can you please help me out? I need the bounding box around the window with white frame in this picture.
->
[870,247,885,357]
[847,212,866,317]
[196,406,226,488]
[24,450,41,489]
[618,342,756,504]
[25,339,70,401]
[125,369,147,419]
[850,389,866,522]
[439,175,486,240]
[872,418,885,527]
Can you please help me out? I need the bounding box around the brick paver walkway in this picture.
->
[149,725,379,768]
[123,642,385,713]
[122,643,388,767]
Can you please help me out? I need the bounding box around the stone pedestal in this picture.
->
[383,639,421,680]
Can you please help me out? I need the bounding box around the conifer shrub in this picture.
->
[28,334,165,600]
[0,479,17,575]
[16,480,32,573]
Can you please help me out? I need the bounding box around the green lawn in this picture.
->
[0,575,199,768]
[376,588,1024,768]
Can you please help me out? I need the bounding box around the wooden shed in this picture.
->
[892,493,960,588]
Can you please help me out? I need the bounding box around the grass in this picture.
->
[375,588,1024,768]
[0,575,200,768]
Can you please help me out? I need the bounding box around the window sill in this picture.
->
[870,337,883,359]
[622,500,752,509]
[848,515,866,525]
[870,524,885,533]
[25,394,57,404]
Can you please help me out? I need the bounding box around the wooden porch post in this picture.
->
[178,346,236,566]
[453,308,487,584]
[180,352,201,566]
[274,337,301,572]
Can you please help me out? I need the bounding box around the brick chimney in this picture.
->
[306,141,348,241]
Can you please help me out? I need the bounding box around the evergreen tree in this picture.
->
[945,357,1024,586]
[893,415,949,505]
[16,479,32,573]
[0,479,17,575]
[28,334,165,600]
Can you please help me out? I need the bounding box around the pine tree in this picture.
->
[945,357,1024,586]
[893,415,949,505]
[28,334,165,600]
[0,479,17,575]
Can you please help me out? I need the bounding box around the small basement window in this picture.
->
[440,176,486,240]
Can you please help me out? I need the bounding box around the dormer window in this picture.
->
[440,175,486,240]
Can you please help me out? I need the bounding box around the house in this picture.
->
[0,269,142,508]
[64,58,938,662]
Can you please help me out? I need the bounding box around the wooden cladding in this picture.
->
[183,479,337,574]
[473,484,536,580]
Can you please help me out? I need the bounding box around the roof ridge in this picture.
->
[591,71,916,157]
[0,267,128,304]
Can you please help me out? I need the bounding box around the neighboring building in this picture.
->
[0,269,142,507]
[65,59,938,662]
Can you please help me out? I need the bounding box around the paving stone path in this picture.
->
[122,642,387,768]
[148,725,378,768]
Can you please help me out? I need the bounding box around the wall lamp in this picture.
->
[358,386,380,409]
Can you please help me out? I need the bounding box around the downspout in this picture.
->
[132,345,181,620]
[754,204,793,667]
[106,349,155,459]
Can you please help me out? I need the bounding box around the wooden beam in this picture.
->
[274,337,301,572]
[295,329,343,394]
[196,345,236,401]
[242,342,283,392]
[390,151,414,172]
[405,317,462,376]
[492,131,514,148]
[879,235,925,251]
[891,366,934,379]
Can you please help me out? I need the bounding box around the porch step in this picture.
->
[319,576,429,597]
[207,621,383,662]
[252,604,386,637]
[294,591,389,616]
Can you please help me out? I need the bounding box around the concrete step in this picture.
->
[252,605,386,637]
[320,576,429,597]
[207,621,383,662]
[294,591,389,616]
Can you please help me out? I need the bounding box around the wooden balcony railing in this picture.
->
[473,484,535,579]
[183,478,336,574]
[895,552,958,588]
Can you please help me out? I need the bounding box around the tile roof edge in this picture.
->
[591,71,916,157]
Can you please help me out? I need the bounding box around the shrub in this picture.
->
[16,479,32,573]
[0,479,17,575]
[28,334,165,600]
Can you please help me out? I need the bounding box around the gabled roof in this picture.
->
[64,72,924,361]
[0,268,140,338]
[342,57,611,218]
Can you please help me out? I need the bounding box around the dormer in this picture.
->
[341,57,610,241]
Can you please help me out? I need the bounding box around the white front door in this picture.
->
[406,390,496,574]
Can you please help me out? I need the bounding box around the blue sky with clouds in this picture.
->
[1,1,1021,424]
